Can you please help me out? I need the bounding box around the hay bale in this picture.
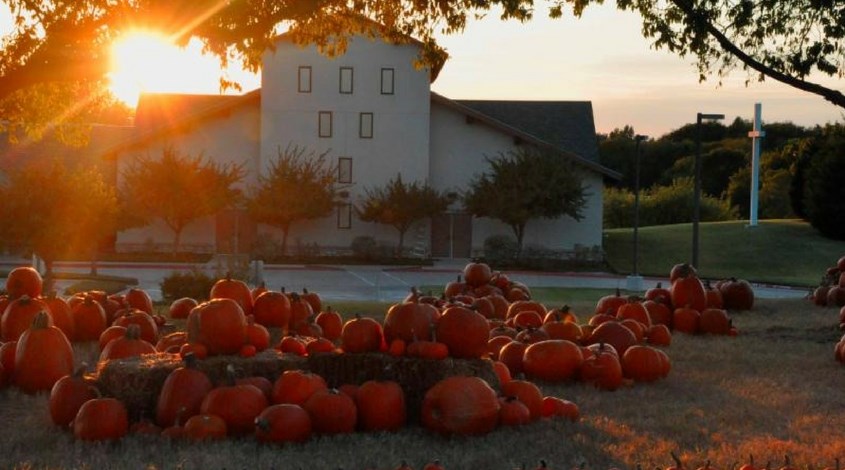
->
[93,350,307,418]
[306,352,499,422]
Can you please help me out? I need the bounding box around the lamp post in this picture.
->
[626,134,648,292]
[692,112,725,269]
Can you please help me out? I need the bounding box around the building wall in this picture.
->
[429,100,604,253]
[115,104,261,252]
[257,35,433,251]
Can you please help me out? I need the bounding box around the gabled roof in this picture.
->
[432,93,621,179]
[100,90,260,157]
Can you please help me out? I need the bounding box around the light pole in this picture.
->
[692,112,725,269]
[632,134,647,276]
[626,134,648,292]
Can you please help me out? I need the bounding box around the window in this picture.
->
[318,111,332,138]
[338,157,353,184]
[298,66,312,93]
[380,68,394,95]
[337,203,352,229]
[359,112,373,139]
[339,67,354,94]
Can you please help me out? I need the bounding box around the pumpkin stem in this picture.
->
[125,324,142,340]
[670,452,683,468]
[224,363,237,386]
[31,310,51,329]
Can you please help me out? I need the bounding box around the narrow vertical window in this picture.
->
[298,66,312,93]
[318,111,332,138]
[339,67,354,94]
[337,203,352,229]
[359,112,373,139]
[338,157,353,184]
[380,68,394,95]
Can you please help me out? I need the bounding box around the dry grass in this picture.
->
[4,298,845,470]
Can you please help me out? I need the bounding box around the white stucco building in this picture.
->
[102,31,620,259]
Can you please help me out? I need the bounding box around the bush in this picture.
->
[483,235,518,262]
[604,178,736,228]
[159,269,216,303]
[351,236,379,259]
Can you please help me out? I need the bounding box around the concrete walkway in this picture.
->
[1,258,810,303]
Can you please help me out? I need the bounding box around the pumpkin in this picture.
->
[718,277,755,310]
[500,379,544,421]
[155,353,213,427]
[491,359,512,386]
[507,300,547,320]
[670,274,707,313]
[699,308,731,335]
[644,299,673,328]
[406,336,449,360]
[622,344,667,382]
[156,331,188,353]
[303,388,357,434]
[421,376,500,435]
[200,365,268,436]
[383,300,439,343]
[646,324,673,346]
[616,297,651,327]
[514,326,550,344]
[99,324,156,362]
[644,282,673,307]
[704,280,724,308]
[588,321,638,356]
[498,396,531,426]
[463,261,493,287]
[579,342,623,391]
[435,305,489,358]
[42,292,75,342]
[254,404,312,443]
[669,263,698,283]
[210,274,253,316]
[540,396,580,421]
[277,335,308,356]
[123,288,153,315]
[14,311,73,394]
[522,339,583,383]
[340,314,385,353]
[355,379,406,432]
[314,307,343,341]
[287,292,314,331]
[71,296,108,342]
[186,298,247,356]
[300,288,322,315]
[112,308,159,344]
[252,290,292,330]
[444,275,467,298]
[183,414,227,440]
[673,306,701,334]
[245,315,271,351]
[5,266,43,300]
[168,297,198,320]
[498,340,528,376]
[2,295,52,342]
[271,369,327,405]
[595,288,626,315]
[73,397,129,441]
[49,364,96,427]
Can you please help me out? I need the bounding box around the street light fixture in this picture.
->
[692,112,725,269]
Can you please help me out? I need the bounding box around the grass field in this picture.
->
[3,296,845,470]
[603,219,845,287]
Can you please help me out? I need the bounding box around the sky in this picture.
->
[1,3,844,138]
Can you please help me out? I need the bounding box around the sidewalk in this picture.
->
[0,258,810,302]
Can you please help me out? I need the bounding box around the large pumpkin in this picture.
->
[210,275,253,316]
[383,300,439,343]
[5,266,43,300]
[340,314,385,353]
[200,366,268,436]
[14,311,74,394]
[73,397,129,441]
[521,340,583,383]
[717,277,755,311]
[355,379,406,432]
[49,365,97,427]
[186,298,247,356]
[421,376,500,435]
[254,404,312,443]
[2,295,52,342]
[435,305,489,359]
[156,353,214,427]
[252,291,292,330]
[587,321,638,357]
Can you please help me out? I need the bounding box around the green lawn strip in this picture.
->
[604,219,844,286]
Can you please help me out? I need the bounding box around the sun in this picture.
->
[108,31,178,106]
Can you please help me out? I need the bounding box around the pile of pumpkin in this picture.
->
[0,265,579,442]
[810,255,845,308]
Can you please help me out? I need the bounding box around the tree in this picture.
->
[547,0,845,109]
[798,124,845,240]
[463,147,588,256]
[356,173,453,255]
[0,160,118,281]
[121,147,244,253]
[247,144,340,256]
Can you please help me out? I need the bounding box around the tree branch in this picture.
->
[671,0,845,108]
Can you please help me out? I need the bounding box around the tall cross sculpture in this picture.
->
[748,103,765,227]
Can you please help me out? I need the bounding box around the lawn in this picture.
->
[603,219,845,287]
[4,297,845,470]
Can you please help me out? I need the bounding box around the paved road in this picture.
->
[9,259,810,303]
